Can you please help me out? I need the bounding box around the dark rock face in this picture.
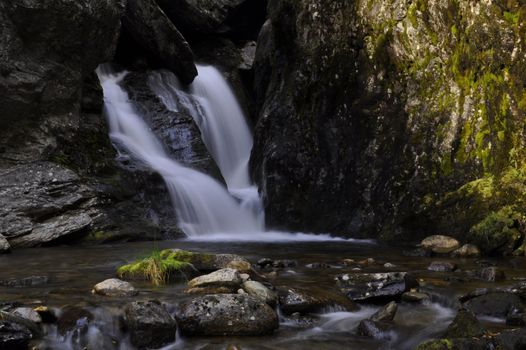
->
[155,0,267,40]
[124,301,176,349]
[177,294,278,336]
[122,0,197,85]
[444,309,484,339]
[0,321,33,350]
[356,320,393,340]
[336,272,418,303]
[463,292,523,318]
[251,0,526,243]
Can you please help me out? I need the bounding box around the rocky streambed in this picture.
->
[1,238,525,350]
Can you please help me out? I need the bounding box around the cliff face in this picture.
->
[252,0,526,253]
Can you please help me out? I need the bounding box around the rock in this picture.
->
[34,306,56,324]
[124,301,176,349]
[11,308,41,324]
[155,0,267,39]
[57,306,93,335]
[0,276,48,288]
[239,41,257,70]
[506,307,526,326]
[257,258,273,268]
[494,328,526,350]
[401,292,430,303]
[420,236,460,254]
[478,267,506,282]
[305,263,331,269]
[463,292,523,318]
[273,260,297,268]
[157,249,250,272]
[356,320,393,340]
[122,0,197,84]
[451,244,481,258]
[444,309,484,338]
[370,302,397,322]
[278,287,357,314]
[242,281,278,306]
[384,263,396,268]
[428,261,457,272]
[336,272,419,303]
[357,258,376,266]
[226,260,252,272]
[186,286,234,295]
[176,294,279,336]
[0,321,33,350]
[188,268,242,290]
[415,338,490,350]
[92,278,138,297]
[0,235,10,254]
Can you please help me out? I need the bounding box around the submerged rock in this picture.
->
[92,278,138,297]
[370,302,397,323]
[336,272,418,303]
[0,235,10,254]
[420,236,460,254]
[356,320,393,340]
[177,294,278,336]
[463,292,523,318]
[0,276,49,288]
[122,0,197,84]
[478,267,506,282]
[444,309,484,339]
[124,301,176,349]
[451,244,481,258]
[428,261,457,272]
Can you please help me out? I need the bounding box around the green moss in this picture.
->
[415,339,453,350]
[117,250,194,285]
[504,10,520,26]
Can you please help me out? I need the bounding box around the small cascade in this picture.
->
[148,65,264,225]
[97,66,263,236]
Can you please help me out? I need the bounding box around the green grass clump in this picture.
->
[117,250,194,286]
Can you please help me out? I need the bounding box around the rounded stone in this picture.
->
[92,278,138,297]
[420,235,460,254]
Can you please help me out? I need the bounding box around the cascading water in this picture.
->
[96,66,263,237]
[148,65,263,224]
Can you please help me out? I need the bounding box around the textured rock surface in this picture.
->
[0,235,10,254]
[177,294,278,336]
[242,281,278,306]
[122,0,197,84]
[124,301,176,349]
[336,272,418,302]
[420,235,460,254]
[92,278,138,297]
[463,292,523,318]
[444,308,484,339]
[187,268,242,289]
[251,0,526,246]
[0,321,33,350]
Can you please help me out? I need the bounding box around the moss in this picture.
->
[117,250,194,286]
[415,339,453,350]
[468,206,524,255]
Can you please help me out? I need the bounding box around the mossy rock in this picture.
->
[415,339,453,350]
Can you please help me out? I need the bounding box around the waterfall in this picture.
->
[96,66,264,236]
[148,65,264,225]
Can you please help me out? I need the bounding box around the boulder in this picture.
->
[242,281,278,306]
[155,249,249,272]
[0,276,48,288]
[494,328,526,350]
[336,272,419,303]
[463,292,523,318]
[122,0,197,85]
[451,244,481,258]
[176,294,278,336]
[420,236,460,254]
[356,320,393,340]
[226,260,252,272]
[277,287,357,315]
[124,301,176,349]
[57,306,93,335]
[428,261,457,272]
[187,268,242,290]
[92,278,138,297]
[0,321,33,350]
[11,308,41,324]
[401,292,430,303]
[478,267,506,282]
[370,302,397,323]
[444,309,485,338]
[0,235,10,254]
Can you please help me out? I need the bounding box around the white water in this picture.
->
[148,65,264,224]
[97,67,263,237]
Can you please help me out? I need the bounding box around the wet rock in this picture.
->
[463,292,523,318]
[428,261,457,272]
[242,281,278,306]
[444,309,484,338]
[357,258,376,266]
[305,262,331,269]
[420,235,460,254]
[273,260,297,268]
[384,263,396,268]
[226,260,252,272]
[0,235,10,254]
[336,272,418,303]
[494,328,526,350]
[160,249,249,272]
[0,276,49,288]
[356,320,393,340]
[403,248,432,258]
[478,267,506,282]
[278,288,329,314]
[451,244,481,258]
[34,306,57,324]
[188,268,242,290]
[0,321,33,350]
[415,338,489,350]
[11,308,41,324]
[122,0,197,84]
[92,278,138,297]
[506,307,526,326]
[124,301,176,349]
[177,294,278,336]
[257,258,273,268]
[186,286,235,295]
[288,312,317,328]
[370,302,397,322]
[57,306,93,335]
[401,292,430,303]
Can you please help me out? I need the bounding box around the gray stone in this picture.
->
[242,281,278,306]
[463,292,523,318]
[420,235,460,254]
[188,268,242,289]
[92,278,138,297]
[124,301,176,349]
[11,308,41,324]
[123,0,197,84]
[451,244,481,258]
[0,235,10,254]
[370,302,397,322]
[428,261,457,272]
[478,267,506,282]
[177,294,278,336]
